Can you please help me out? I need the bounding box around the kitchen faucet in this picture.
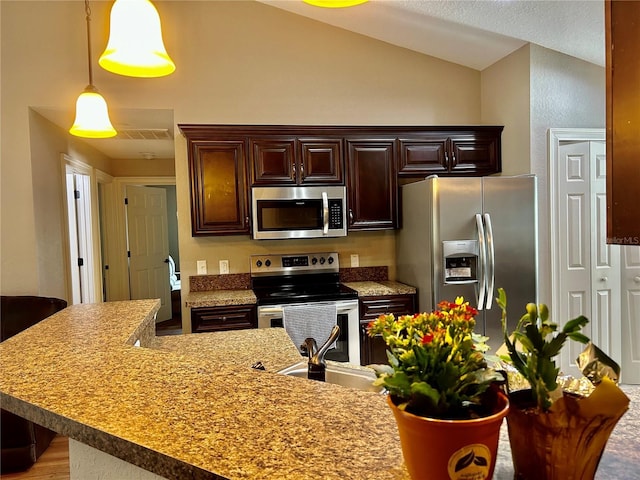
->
[301,324,340,382]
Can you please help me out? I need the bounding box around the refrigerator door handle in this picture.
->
[475,213,487,310]
[484,212,495,309]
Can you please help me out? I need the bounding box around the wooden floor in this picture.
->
[1,436,70,480]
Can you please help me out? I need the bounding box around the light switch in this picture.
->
[196,260,207,275]
[219,260,229,274]
[350,254,359,267]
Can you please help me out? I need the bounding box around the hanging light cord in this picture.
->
[84,0,94,87]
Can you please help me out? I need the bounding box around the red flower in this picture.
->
[422,333,434,344]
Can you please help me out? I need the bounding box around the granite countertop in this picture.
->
[184,281,415,309]
[343,281,416,297]
[0,300,408,480]
[185,289,257,308]
[1,300,637,480]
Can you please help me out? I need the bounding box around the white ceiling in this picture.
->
[35,0,604,161]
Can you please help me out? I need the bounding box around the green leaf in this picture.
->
[411,381,441,405]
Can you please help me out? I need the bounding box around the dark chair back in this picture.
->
[1,295,67,342]
[0,295,67,473]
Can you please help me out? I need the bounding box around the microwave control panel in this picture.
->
[329,199,344,229]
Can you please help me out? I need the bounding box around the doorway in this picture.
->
[550,128,639,383]
[61,154,101,305]
[102,177,179,325]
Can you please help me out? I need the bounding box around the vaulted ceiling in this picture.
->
[36,0,605,160]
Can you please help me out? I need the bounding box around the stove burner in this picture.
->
[250,252,357,306]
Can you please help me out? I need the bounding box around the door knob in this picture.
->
[599,276,608,282]
[634,276,640,283]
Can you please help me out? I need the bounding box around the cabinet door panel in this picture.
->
[606,0,640,241]
[358,294,417,365]
[250,138,296,185]
[398,138,448,176]
[190,141,249,235]
[191,305,257,333]
[299,139,344,184]
[347,140,398,230]
[449,134,501,175]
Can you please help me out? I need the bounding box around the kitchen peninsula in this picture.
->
[0,300,408,479]
[0,300,638,479]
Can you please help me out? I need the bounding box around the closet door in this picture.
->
[556,140,621,375]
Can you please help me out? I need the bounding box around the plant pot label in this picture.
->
[447,444,491,480]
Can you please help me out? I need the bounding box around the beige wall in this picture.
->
[1,1,606,323]
[481,45,531,176]
[1,1,481,300]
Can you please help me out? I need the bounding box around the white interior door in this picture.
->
[65,170,97,305]
[125,185,171,322]
[621,245,640,383]
[555,138,631,380]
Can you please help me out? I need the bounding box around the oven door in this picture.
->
[257,300,359,364]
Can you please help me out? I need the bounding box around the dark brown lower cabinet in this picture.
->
[191,305,257,333]
[359,294,417,365]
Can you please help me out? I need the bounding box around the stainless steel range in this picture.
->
[251,252,360,364]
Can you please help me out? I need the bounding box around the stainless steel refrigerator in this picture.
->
[396,175,538,352]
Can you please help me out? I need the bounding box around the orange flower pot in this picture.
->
[387,390,509,480]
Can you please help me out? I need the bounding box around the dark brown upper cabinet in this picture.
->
[250,137,344,185]
[606,0,640,243]
[179,125,502,236]
[181,126,250,236]
[346,139,398,231]
[398,127,503,177]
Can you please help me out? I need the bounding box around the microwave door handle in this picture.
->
[322,191,329,234]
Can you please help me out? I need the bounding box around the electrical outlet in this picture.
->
[196,260,207,275]
[219,260,229,274]
[350,254,359,268]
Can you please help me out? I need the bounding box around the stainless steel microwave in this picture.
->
[251,186,347,240]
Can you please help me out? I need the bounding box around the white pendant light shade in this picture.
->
[303,0,368,7]
[99,0,176,78]
[69,85,117,139]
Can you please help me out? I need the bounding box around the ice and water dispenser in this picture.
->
[442,240,479,284]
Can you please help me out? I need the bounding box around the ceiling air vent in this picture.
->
[115,129,172,140]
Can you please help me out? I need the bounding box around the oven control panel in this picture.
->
[250,252,339,275]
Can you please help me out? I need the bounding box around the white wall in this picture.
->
[482,44,605,311]
[529,44,605,307]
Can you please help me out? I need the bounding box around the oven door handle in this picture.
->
[258,301,357,318]
[258,307,284,318]
[322,191,329,234]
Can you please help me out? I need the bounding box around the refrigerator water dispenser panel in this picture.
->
[442,240,478,284]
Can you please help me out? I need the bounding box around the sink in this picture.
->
[277,361,384,393]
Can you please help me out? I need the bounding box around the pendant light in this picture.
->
[70,0,117,139]
[303,0,368,7]
[99,0,175,78]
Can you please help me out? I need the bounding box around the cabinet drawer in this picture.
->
[359,295,417,321]
[191,305,257,333]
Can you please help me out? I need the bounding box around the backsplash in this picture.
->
[190,274,251,292]
[189,266,389,292]
[339,266,388,282]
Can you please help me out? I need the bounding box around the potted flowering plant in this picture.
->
[368,297,508,480]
